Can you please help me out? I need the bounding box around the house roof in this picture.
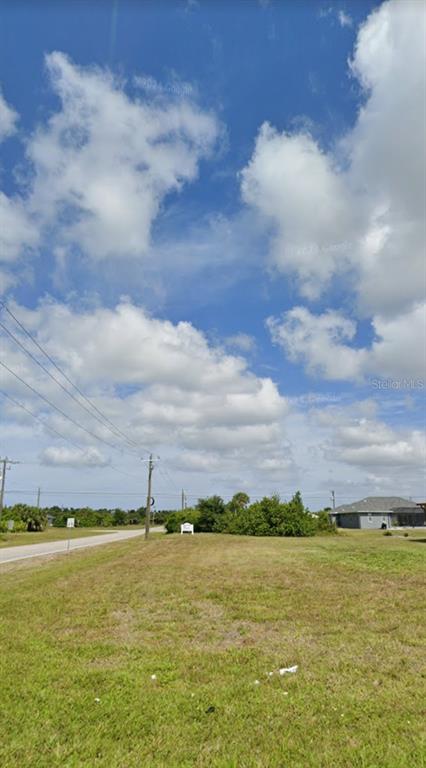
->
[334,496,418,514]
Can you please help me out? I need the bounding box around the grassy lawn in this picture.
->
[0,531,424,767]
[0,527,119,548]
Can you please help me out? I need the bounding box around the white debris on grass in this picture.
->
[150,674,157,681]
[279,665,298,676]
[255,664,299,685]
[94,698,101,703]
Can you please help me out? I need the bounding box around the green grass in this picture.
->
[0,531,424,767]
[0,527,118,548]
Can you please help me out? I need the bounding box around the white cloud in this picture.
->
[0,193,39,265]
[268,302,426,382]
[241,127,355,299]
[315,405,426,471]
[40,445,109,468]
[26,52,219,261]
[225,333,256,353]
[338,10,353,28]
[242,0,426,315]
[1,300,290,483]
[2,299,424,502]
[0,88,18,140]
[0,89,38,286]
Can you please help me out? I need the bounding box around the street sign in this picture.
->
[66,517,75,528]
[180,522,194,535]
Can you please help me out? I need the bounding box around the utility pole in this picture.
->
[181,488,186,513]
[144,454,154,540]
[0,457,20,524]
[331,490,336,511]
[36,487,41,509]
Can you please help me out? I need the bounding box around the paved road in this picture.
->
[0,528,164,565]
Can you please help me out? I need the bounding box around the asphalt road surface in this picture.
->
[0,527,164,565]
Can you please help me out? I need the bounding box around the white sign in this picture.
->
[7,519,14,531]
[66,517,75,529]
[180,522,194,535]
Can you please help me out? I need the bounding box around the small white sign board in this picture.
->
[66,517,75,529]
[180,522,194,535]
[7,519,14,531]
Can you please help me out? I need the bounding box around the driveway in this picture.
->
[0,527,164,565]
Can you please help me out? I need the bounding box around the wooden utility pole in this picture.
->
[0,457,19,523]
[144,454,154,540]
[181,488,186,513]
[36,487,41,509]
[331,490,336,510]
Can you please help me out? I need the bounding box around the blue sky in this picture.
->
[0,0,425,510]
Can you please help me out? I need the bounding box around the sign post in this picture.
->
[66,517,75,552]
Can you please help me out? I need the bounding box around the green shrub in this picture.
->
[218,491,317,538]
[165,509,200,533]
[383,530,393,536]
[0,516,27,533]
[316,510,338,534]
[1,504,47,532]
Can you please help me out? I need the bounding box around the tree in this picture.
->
[7,503,47,531]
[227,492,250,514]
[112,509,127,526]
[196,495,226,532]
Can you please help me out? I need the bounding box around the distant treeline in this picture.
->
[0,504,175,533]
[165,492,335,537]
[1,493,335,538]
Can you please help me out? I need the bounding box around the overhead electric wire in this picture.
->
[5,487,424,501]
[0,318,140,453]
[0,388,90,453]
[0,359,137,457]
[0,301,145,453]
[0,389,142,482]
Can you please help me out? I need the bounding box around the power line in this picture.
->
[6,489,178,497]
[0,302,145,453]
[0,318,140,453]
[0,389,91,454]
[0,359,137,457]
[0,389,142,482]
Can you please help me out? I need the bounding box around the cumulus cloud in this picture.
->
[242,0,426,315]
[268,302,426,382]
[0,88,18,140]
[40,445,109,468]
[0,89,38,285]
[26,52,219,261]
[241,127,355,299]
[313,404,426,471]
[0,193,39,264]
[1,300,290,482]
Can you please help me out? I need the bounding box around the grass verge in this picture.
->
[0,528,118,548]
[0,531,424,767]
